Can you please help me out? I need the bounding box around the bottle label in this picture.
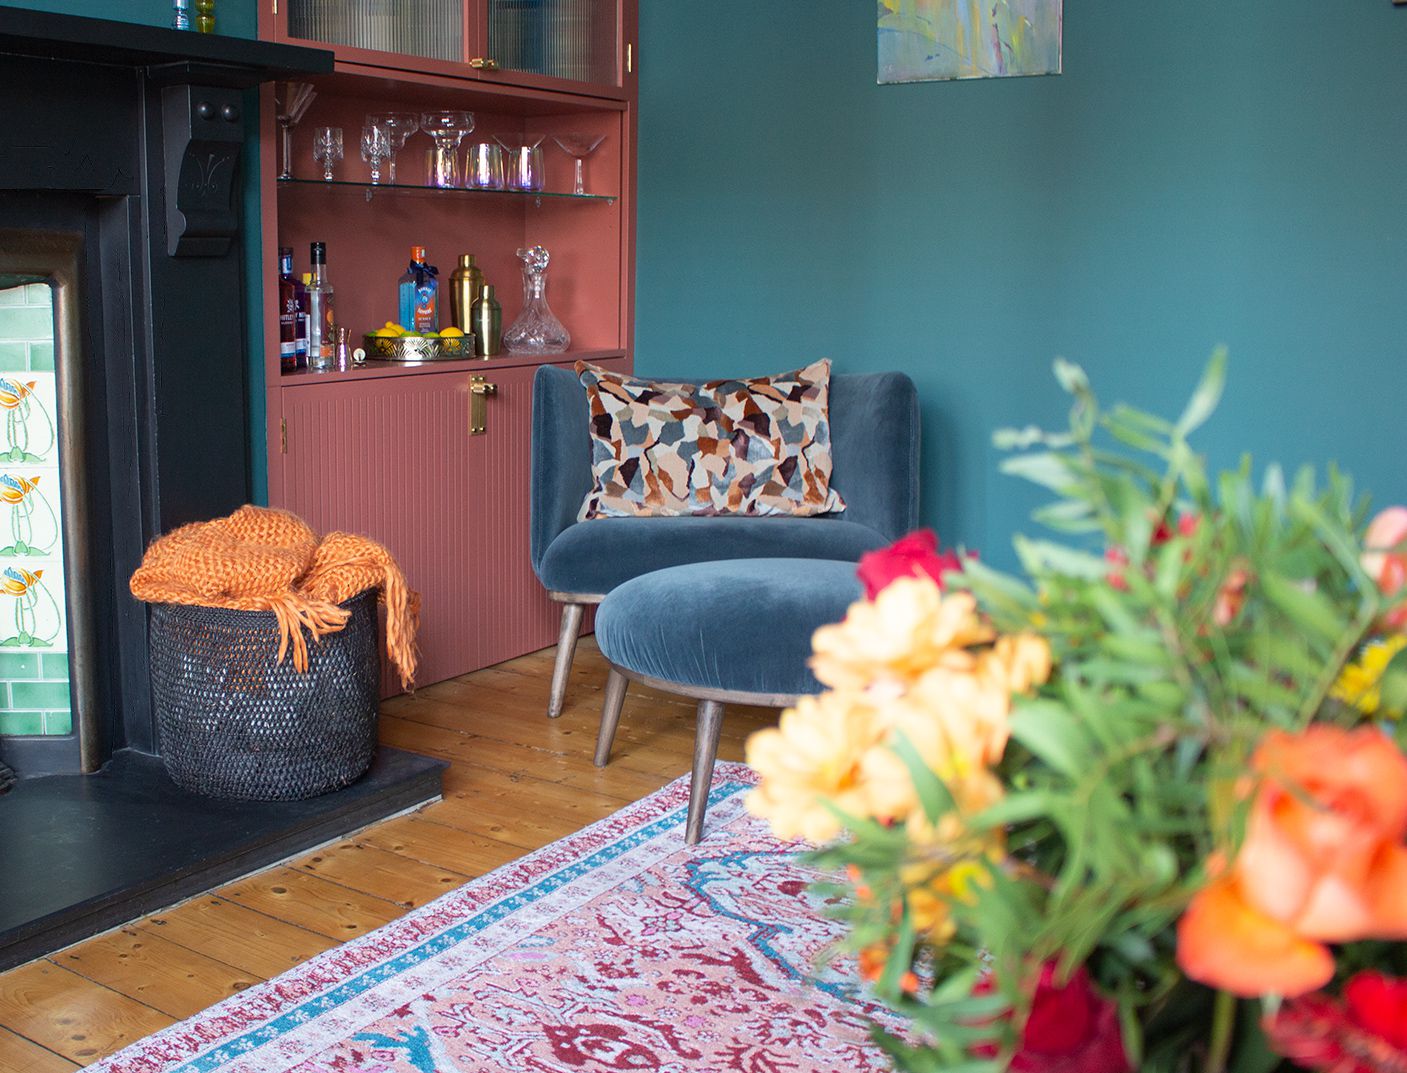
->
[413,284,437,333]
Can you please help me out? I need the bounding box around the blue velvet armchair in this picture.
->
[530,364,921,716]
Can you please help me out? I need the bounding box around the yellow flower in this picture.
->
[899,769,1005,943]
[1332,635,1407,717]
[744,691,889,841]
[981,632,1053,697]
[810,580,993,692]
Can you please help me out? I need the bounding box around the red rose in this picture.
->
[975,962,1131,1073]
[1264,972,1407,1073]
[857,530,969,599]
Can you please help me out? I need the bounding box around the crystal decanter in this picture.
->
[503,245,569,353]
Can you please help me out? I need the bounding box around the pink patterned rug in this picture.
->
[94,762,889,1073]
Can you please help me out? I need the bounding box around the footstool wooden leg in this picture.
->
[547,602,585,718]
[594,667,628,767]
[686,699,726,845]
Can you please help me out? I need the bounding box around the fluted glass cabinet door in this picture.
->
[286,0,465,63]
[486,0,620,87]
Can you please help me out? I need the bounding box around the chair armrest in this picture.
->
[530,365,594,576]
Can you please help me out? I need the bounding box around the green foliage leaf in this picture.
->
[1174,346,1226,437]
[1259,571,1346,643]
[1009,701,1091,778]
[890,730,956,824]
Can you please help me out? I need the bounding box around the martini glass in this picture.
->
[552,133,607,196]
[420,110,475,188]
[368,112,418,184]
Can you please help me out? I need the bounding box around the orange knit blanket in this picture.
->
[130,506,418,689]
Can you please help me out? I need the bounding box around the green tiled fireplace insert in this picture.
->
[0,283,70,738]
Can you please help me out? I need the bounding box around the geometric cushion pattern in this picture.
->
[576,358,847,520]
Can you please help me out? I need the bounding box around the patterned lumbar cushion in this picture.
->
[576,358,847,519]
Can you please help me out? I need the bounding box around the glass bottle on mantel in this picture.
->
[503,245,569,353]
[306,242,336,371]
[277,247,306,374]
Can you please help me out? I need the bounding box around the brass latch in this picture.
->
[469,57,499,71]
[469,376,498,435]
[280,417,287,454]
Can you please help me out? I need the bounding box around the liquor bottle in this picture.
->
[297,273,311,369]
[276,246,303,374]
[307,242,336,371]
[398,246,439,334]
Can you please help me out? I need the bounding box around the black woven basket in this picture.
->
[149,589,379,801]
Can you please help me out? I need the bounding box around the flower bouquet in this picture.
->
[745,352,1407,1073]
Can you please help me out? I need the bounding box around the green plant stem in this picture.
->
[1205,989,1236,1073]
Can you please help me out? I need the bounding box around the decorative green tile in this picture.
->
[24,284,50,305]
[0,711,44,735]
[44,710,72,734]
[41,653,68,678]
[10,681,71,709]
[28,342,54,371]
[0,342,27,370]
[0,288,25,307]
[0,652,42,678]
[0,305,53,341]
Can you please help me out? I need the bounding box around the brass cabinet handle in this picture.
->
[469,57,499,71]
[469,376,498,435]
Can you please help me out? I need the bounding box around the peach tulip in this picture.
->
[1177,726,1407,997]
[1363,507,1407,631]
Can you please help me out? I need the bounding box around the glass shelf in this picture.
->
[277,177,616,205]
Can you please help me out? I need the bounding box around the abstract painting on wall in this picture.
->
[879,0,1062,84]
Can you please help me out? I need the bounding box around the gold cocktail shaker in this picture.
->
[449,253,484,332]
[472,284,502,357]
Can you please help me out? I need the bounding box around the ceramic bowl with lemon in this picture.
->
[365,322,474,363]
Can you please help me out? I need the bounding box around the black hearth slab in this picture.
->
[0,5,332,87]
[0,746,446,970]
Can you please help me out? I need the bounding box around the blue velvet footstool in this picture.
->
[593,558,862,843]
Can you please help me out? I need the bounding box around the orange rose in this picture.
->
[1176,726,1407,997]
[1363,507,1407,631]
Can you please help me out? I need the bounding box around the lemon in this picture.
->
[439,326,464,338]
[372,326,400,337]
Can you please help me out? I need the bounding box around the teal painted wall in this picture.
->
[636,2,1407,567]
[14,0,254,36]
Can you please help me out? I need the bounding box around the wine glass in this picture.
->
[420,110,475,188]
[312,126,343,182]
[552,133,607,196]
[368,112,418,183]
[360,124,392,184]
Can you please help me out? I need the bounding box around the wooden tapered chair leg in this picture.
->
[547,602,585,718]
[685,699,726,845]
[594,667,628,768]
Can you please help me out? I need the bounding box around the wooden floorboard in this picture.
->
[0,638,778,1065]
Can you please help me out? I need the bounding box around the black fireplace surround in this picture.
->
[0,7,443,970]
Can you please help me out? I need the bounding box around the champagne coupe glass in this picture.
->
[275,82,316,180]
[312,126,343,182]
[360,124,392,184]
[419,110,475,189]
[368,112,418,183]
[552,133,607,196]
